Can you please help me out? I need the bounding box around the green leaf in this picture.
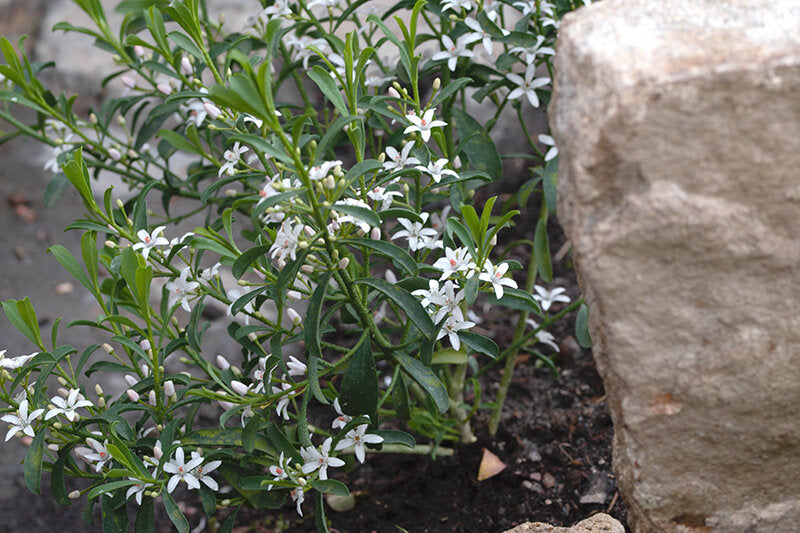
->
[134,497,155,533]
[542,157,558,215]
[308,65,349,117]
[167,30,204,61]
[575,303,592,348]
[431,349,468,365]
[534,217,552,283]
[315,490,330,533]
[88,480,140,501]
[453,108,503,181]
[242,416,258,454]
[339,339,378,418]
[50,448,70,505]
[458,331,498,359]
[394,352,449,414]
[312,479,349,496]
[162,491,190,533]
[232,245,271,279]
[305,273,333,405]
[101,493,129,533]
[48,244,94,295]
[464,272,478,306]
[181,427,272,454]
[24,429,45,494]
[430,77,473,109]
[374,429,415,448]
[340,239,417,276]
[487,287,540,314]
[157,128,202,156]
[354,279,434,339]
[331,202,381,228]
[2,298,40,348]
[44,173,70,207]
[228,133,292,166]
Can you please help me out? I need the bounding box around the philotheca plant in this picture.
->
[0,0,592,530]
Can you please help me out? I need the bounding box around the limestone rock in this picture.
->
[504,513,625,533]
[550,1,800,532]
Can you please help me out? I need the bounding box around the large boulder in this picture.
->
[504,513,625,533]
[550,1,800,531]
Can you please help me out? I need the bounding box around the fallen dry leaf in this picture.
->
[477,447,507,481]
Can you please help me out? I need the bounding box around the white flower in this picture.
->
[163,447,204,493]
[533,285,570,311]
[431,34,474,72]
[432,247,476,281]
[286,32,328,70]
[269,221,304,263]
[44,143,71,174]
[126,478,153,505]
[190,451,221,491]
[301,437,345,481]
[290,487,305,516]
[331,397,352,430]
[198,262,220,283]
[415,158,459,183]
[436,315,476,350]
[272,379,294,420]
[482,0,503,20]
[132,226,169,259]
[308,160,341,181]
[287,356,307,377]
[412,279,446,308]
[261,0,292,18]
[441,0,473,11]
[168,231,195,250]
[219,142,249,176]
[74,437,111,472]
[45,388,93,422]
[383,143,421,172]
[227,288,255,325]
[507,63,550,107]
[2,400,44,441]
[183,99,207,127]
[165,267,200,312]
[366,186,402,211]
[525,318,560,352]
[538,134,558,161]
[251,356,271,394]
[430,279,466,323]
[267,452,290,490]
[0,350,37,370]
[403,108,447,143]
[391,215,438,251]
[479,260,518,299]
[510,35,555,66]
[462,17,508,56]
[335,198,375,233]
[335,424,384,463]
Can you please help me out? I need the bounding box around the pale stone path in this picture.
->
[552,1,800,531]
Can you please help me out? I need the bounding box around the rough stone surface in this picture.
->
[504,513,625,533]
[550,1,800,532]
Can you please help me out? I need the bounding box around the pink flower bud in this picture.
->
[133,45,147,58]
[338,257,350,270]
[180,56,192,75]
[216,355,230,370]
[231,380,249,396]
[157,83,172,95]
[219,400,235,410]
[304,225,315,237]
[204,102,221,119]
[124,375,138,387]
[148,391,156,406]
[287,290,302,301]
[48,443,59,452]
[140,339,151,351]
[163,380,175,397]
[126,389,140,402]
[108,148,121,161]
[371,227,381,240]
[153,443,163,460]
[121,75,136,89]
[388,87,400,99]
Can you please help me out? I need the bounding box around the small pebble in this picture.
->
[55,282,74,295]
[542,472,556,489]
[13,246,27,260]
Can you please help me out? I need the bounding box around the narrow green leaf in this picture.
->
[430,77,472,108]
[542,158,558,215]
[534,217,552,283]
[167,30,204,61]
[48,244,94,295]
[339,339,378,418]
[394,352,449,414]
[464,272,478,306]
[101,493,129,533]
[305,273,332,405]
[312,479,349,496]
[308,65,349,116]
[44,173,70,207]
[157,128,202,155]
[576,303,592,348]
[355,279,434,339]
[50,448,71,505]
[242,417,258,454]
[162,491,190,533]
[88,480,140,501]
[341,238,417,276]
[315,490,330,533]
[134,497,156,533]
[431,349,468,365]
[458,331,498,359]
[373,429,415,448]
[232,245,271,279]
[331,202,381,229]
[24,429,45,494]
[453,108,503,181]
[2,299,38,348]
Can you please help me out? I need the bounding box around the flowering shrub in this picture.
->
[0,0,591,530]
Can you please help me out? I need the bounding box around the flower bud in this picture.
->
[104,240,116,249]
[68,490,81,500]
[89,113,98,125]
[57,376,67,386]
[124,375,138,387]
[140,339,151,352]
[53,422,63,429]
[231,380,249,396]
[297,477,307,487]
[180,56,193,76]
[120,75,135,89]
[48,444,59,452]
[216,355,230,370]
[304,225,315,237]
[95,384,103,396]
[153,443,163,460]
[148,391,156,406]
[128,149,138,159]
[98,397,106,408]
[287,308,302,326]
[221,498,232,506]
[489,234,497,246]
[133,45,146,58]
[331,249,339,261]
[126,389,139,402]
[432,78,441,90]
[287,290,302,301]
[339,257,350,270]
[108,148,121,161]
[204,102,221,120]
[370,227,381,240]
[378,152,386,163]
[323,175,335,189]
[219,400,234,410]
[102,343,114,354]
[301,264,314,274]
[57,387,69,397]
[157,83,172,95]
[163,380,175,397]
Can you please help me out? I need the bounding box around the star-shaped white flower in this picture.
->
[287,356,307,377]
[441,0,473,12]
[132,226,169,260]
[165,267,200,312]
[272,379,294,420]
[0,350,37,370]
[164,447,204,493]
[479,260,518,299]
[510,35,555,66]
[74,437,111,472]
[430,279,466,323]
[307,160,342,181]
[507,64,550,108]
[227,288,256,325]
[391,216,439,251]
[437,315,476,350]
[269,221,304,263]
[126,477,154,505]
[219,142,249,176]
[301,437,345,480]
[403,108,447,143]
[366,186,403,211]
[2,400,44,441]
[432,34,474,72]
[412,279,446,308]
[383,143,421,172]
[290,487,305,516]
[267,452,290,490]
[538,134,558,161]
[415,158,459,184]
[432,247,476,280]
[462,17,508,56]
[335,424,384,463]
[45,388,93,422]
[190,451,221,491]
[331,397,352,430]
[525,318,561,352]
[533,285,571,311]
